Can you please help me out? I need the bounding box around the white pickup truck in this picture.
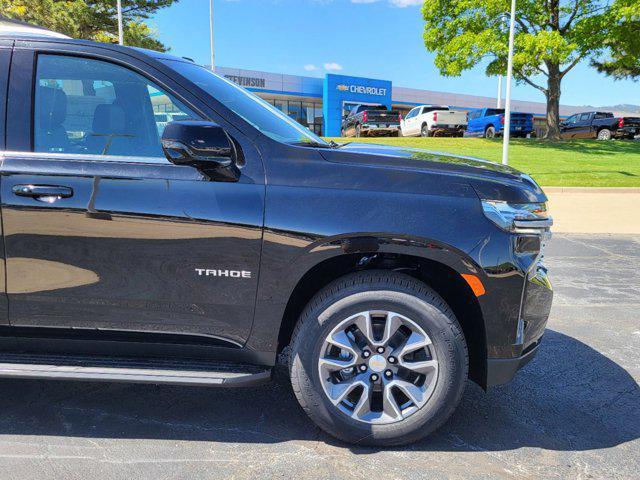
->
[400,105,467,137]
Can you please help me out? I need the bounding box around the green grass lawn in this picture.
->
[325,137,640,187]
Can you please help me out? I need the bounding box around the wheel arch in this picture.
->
[277,249,488,388]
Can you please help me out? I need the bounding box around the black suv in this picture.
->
[0,23,552,446]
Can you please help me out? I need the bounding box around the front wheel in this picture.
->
[597,128,612,140]
[289,270,468,446]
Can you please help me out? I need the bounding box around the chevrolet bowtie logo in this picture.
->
[336,84,349,91]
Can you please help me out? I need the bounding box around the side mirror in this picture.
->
[161,120,240,182]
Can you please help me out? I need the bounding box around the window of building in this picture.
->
[260,97,323,136]
[34,54,198,158]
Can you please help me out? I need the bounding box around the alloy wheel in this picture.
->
[317,310,439,425]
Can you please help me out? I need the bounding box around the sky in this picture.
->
[151,0,640,108]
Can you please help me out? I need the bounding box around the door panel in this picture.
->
[2,43,266,346]
[1,156,264,346]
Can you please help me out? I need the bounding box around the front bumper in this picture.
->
[486,338,542,386]
[485,263,552,387]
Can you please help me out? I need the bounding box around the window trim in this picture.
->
[0,46,11,151]
[1,149,174,165]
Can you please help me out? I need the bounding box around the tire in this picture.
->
[421,124,432,137]
[289,270,468,446]
[355,125,361,138]
[597,128,612,140]
[484,126,496,138]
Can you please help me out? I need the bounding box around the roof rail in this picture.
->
[0,16,70,39]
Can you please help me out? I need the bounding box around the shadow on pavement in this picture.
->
[0,329,637,453]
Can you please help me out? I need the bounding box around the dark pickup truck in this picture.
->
[341,104,401,137]
[560,111,640,140]
[0,21,553,447]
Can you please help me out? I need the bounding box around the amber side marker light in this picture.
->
[461,274,486,297]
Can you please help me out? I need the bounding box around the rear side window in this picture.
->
[33,54,199,158]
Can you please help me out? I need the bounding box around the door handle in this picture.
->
[12,184,74,202]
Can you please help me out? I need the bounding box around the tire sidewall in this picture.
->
[598,129,611,140]
[290,284,467,445]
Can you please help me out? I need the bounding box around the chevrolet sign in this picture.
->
[336,84,387,96]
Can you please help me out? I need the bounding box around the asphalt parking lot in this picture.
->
[0,234,637,479]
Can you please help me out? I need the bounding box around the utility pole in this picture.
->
[502,0,516,166]
[116,0,124,45]
[209,0,215,71]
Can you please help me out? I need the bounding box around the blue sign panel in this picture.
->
[323,74,393,137]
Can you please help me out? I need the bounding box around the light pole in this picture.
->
[502,0,516,166]
[496,16,507,109]
[209,0,215,71]
[116,0,124,45]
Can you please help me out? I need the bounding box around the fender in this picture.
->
[244,230,493,360]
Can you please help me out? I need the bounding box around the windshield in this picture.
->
[163,60,328,146]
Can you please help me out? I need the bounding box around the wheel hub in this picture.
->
[368,354,387,373]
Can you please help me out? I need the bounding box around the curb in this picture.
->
[544,188,639,234]
[542,187,640,194]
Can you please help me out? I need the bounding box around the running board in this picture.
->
[0,353,271,387]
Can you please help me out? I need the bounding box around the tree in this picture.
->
[0,0,177,52]
[592,1,640,80]
[422,0,640,139]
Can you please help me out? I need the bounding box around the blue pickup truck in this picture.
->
[466,108,534,138]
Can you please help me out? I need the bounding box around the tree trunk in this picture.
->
[545,63,561,140]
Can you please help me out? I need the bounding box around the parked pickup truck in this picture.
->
[466,108,534,138]
[400,105,467,137]
[341,104,401,137]
[0,20,554,447]
[560,111,640,140]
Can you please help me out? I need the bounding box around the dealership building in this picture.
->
[213,66,589,137]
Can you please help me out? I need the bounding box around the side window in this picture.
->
[566,115,577,124]
[34,54,199,158]
[406,108,416,119]
[579,113,591,122]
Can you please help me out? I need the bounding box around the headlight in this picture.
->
[481,200,553,233]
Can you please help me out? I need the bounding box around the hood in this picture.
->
[319,143,547,204]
